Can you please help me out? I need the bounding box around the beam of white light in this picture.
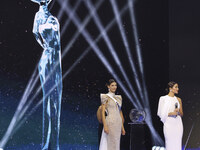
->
[128,0,149,104]
[0,0,64,146]
[57,0,69,20]
[84,0,142,108]
[13,49,91,134]
[61,0,104,58]
[144,108,164,145]
[109,0,143,100]
[60,0,82,36]
[128,0,144,76]
[60,0,129,66]
[57,0,140,108]
[128,0,164,145]
[4,0,128,139]
[13,0,106,113]
[2,0,68,134]
[0,67,39,148]
[17,0,102,114]
[20,1,131,123]
[0,3,131,146]
[0,1,89,145]
[14,1,101,113]
[2,3,130,148]
[0,0,100,147]
[184,122,195,150]
[16,47,91,125]
[28,0,95,104]
[18,0,86,119]
[15,4,131,127]
[49,0,56,11]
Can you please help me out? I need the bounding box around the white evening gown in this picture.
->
[157,95,183,150]
[99,92,122,150]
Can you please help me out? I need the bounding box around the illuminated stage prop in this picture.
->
[32,0,62,149]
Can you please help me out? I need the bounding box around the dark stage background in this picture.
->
[0,0,168,149]
[170,0,200,148]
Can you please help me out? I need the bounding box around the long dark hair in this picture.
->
[165,81,177,93]
[106,79,116,86]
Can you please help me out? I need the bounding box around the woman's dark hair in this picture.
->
[165,81,177,93]
[106,79,116,86]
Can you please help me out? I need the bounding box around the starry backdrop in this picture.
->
[0,0,169,149]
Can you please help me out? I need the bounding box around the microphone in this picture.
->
[175,102,178,109]
[175,102,180,116]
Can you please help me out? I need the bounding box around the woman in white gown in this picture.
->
[99,79,125,150]
[157,81,183,150]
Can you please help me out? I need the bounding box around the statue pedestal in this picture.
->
[129,122,152,150]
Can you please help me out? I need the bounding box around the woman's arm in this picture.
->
[168,111,178,116]
[101,104,109,134]
[120,110,124,124]
[120,110,126,135]
[168,98,183,117]
[177,97,183,116]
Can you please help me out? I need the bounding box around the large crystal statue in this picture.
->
[31,0,62,149]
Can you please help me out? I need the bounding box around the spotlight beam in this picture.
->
[109,0,143,100]
[128,0,149,104]
[13,48,91,135]
[4,1,129,140]
[128,0,144,76]
[16,0,106,110]
[60,0,129,63]
[0,0,100,136]
[1,3,131,147]
[49,0,56,11]
[17,46,91,125]
[144,108,164,145]
[0,1,103,148]
[21,1,131,125]
[61,0,104,58]
[0,48,91,150]
[0,66,39,148]
[57,0,69,20]
[19,0,88,123]
[20,0,104,113]
[15,3,131,129]
[84,0,142,108]
[184,122,195,150]
[57,0,140,108]
[1,0,86,139]
[128,0,164,145]
[60,0,82,36]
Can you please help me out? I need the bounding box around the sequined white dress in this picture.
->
[99,92,122,150]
